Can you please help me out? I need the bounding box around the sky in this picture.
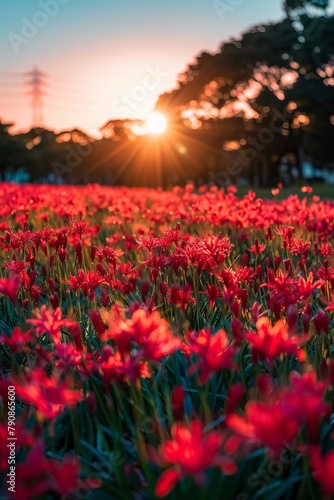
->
[0,0,311,135]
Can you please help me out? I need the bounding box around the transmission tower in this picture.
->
[25,66,47,128]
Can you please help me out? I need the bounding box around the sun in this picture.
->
[145,112,167,135]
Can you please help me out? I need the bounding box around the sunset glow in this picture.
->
[145,112,168,134]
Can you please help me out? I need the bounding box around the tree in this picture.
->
[284,0,329,16]
[0,121,30,181]
[154,6,334,186]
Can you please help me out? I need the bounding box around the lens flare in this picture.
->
[145,112,167,134]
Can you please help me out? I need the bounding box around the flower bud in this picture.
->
[314,310,329,335]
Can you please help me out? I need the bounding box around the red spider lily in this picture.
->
[262,270,323,310]
[29,283,44,304]
[226,399,300,456]
[101,308,181,361]
[115,261,140,293]
[318,243,334,257]
[94,245,123,267]
[246,317,307,366]
[67,269,107,299]
[126,308,181,361]
[187,329,237,384]
[0,276,20,301]
[275,225,294,243]
[0,327,34,354]
[200,284,222,307]
[14,368,83,419]
[167,246,190,273]
[167,284,195,310]
[4,259,29,278]
[141,253,167,281]
[68,217,96,239]
[155,420,236,497]
[248,238,266,254]
[6,228,33,250]
[316,260,334,288]
[286,238,311,259]
[100,346,150,384]
[53,343,84,370]
[13,440,100,500]
[282,371,330,442]
[136,235,161,252]
[189,233,233,271]
[28,306,78,344]
[218,266,255,290]
[33,227,57,254]
[161,224,188,248]
[310,447,334,496]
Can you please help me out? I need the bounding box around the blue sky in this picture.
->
[0,0,329,134]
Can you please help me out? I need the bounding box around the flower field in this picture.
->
[1,182,334,499]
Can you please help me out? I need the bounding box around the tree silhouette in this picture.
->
[284,0,329,15]
[0,121,31,181]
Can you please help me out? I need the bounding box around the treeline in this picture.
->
[0,0,333,187]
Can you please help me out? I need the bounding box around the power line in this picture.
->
[0,71,23,76]
[48,74,94,92]
[0,68,105,126]
[46,90,101,105]
[0,82,26,87]
[46,103,99,114]
[45,98,99,113]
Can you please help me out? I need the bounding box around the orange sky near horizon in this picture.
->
[0,0,304,136]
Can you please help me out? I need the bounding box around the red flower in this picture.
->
[102,308,181,361]
[282,371,330,442]
[68,217,94,238]
[188,233,233,272]
[248,238,266,254]
[200,284,222,307]
[67,269,107,299]
[310,447,334,496]
[155,420,236,497]
[100,346,150,384]
[14,441,100,500]
[0,276,20,301]
[167,284,195,310]
[53,343,83,370]
[226,399,300,456]
[0,327,34,354]
[246,317,307,365]
[262,270,322,310]
[28,306,78,344]
[14,368,83,419]
[187,329,237,384]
